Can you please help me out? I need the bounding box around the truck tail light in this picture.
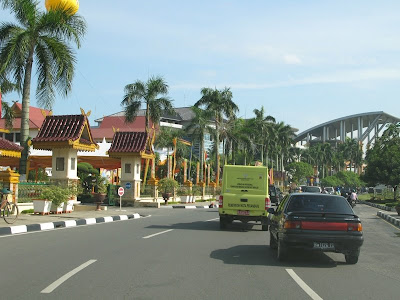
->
[265,197,271,209]
[219,195,223,208]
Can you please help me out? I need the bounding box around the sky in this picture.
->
[1,0,400,133]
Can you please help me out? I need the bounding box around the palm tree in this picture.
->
[185,107,213,182]
[0,71,18,129]
[0,0,87,175]
[121,76,174,134]
[194,87,238,185]
[250,106,275,165]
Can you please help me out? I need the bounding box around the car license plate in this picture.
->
[313,242,335,250]
[237,210,249,216]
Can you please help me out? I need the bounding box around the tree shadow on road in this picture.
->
[210,245,341,268]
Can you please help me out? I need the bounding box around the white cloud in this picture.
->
[171,68,400,90]
[283,54,302,65]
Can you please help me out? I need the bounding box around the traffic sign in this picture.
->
[125,182,132,189]
[118,187,124,196]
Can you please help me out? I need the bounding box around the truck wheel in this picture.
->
[277,239,288,261]
[269,231,277,249]
[220,216,227,229]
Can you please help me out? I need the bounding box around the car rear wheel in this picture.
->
[345,250,359,264]
[277,239,287,261]
[269,231,277,249]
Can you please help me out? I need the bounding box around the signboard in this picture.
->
[118,187,125,196]
[125,182,132,189]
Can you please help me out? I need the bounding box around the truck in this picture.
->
[218,165,270,230]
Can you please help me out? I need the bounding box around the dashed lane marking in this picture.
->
[142,229,174,239]
[41,259,97,294]
[286,269,323,300]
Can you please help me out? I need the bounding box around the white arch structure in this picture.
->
[294,111,400,146]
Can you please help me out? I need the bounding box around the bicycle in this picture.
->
[0,191,19,224]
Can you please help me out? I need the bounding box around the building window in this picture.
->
[56,157,65,171]
[5,133,13,142]
[125,163,131,174]
[15,133,21,142]
[136,163,140,174]
[71,158,76,170]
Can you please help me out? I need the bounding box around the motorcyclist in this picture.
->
[348,189,358,207]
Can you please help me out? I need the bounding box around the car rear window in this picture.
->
[303,186,321,193]
[286,195,354,214]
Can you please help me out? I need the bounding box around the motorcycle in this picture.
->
[347,194,356,208]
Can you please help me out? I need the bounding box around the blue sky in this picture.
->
[1,0,400,133]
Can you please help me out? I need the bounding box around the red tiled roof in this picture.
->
[108,132,148,153]
[0,137,23,152]
[91,116,149,140]
[0,102,51,130]
[33,115,88,142]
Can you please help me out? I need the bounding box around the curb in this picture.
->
[377,211,400,228]
[0,213,141,236]
[360,200,396,212]
[171,205,216,209]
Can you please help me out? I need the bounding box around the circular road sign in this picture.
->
[125,182,132,189]
[118,187,124,196]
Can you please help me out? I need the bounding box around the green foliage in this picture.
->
[77,162,103,194]
[321,175,343,187]
[363,124,400,197]
[40,185,75,207]
[336,171,364,187]
[286,162,314,184]
[28,168,49,182]
[158,177,178,194]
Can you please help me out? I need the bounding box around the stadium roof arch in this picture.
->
[294,111,400,146]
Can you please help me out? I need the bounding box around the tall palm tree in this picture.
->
[185,107,213,182]
[0,0,87,175]
[250,106,275,165]
[0,71,18,129]
[121,76,174,134]
[194,87,238,185]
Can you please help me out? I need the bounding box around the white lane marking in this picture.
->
[205,218,219,222]
[41,259,97,294]
[286,269,323,300]
[143,229,174,239]
[10,225,27,234]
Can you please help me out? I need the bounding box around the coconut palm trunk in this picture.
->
[19,49,35,176]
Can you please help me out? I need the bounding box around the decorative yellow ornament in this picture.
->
[45,0,79,15]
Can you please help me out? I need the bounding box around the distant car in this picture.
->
[302,186,321,193]
[324,187,334,194]
[268,193,364,264]
[269,185,281,204]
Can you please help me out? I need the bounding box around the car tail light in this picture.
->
[284,220,302,229]
[265,197,271,209]
[347,222,362,232]
[219,195,223,207]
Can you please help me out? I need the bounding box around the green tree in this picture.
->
[0,0,87,175]
[320,175,343,188]
[195,87,238,184]
[363,124,400,200]
[185,107,213,182]
[121,76,174,134]
[286,161,314,185]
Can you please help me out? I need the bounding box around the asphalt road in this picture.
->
[0,204,399,299]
